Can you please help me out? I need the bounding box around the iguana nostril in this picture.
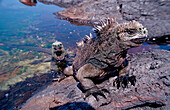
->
[143,30,146,34]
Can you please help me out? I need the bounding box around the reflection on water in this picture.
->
[0,0,93,90]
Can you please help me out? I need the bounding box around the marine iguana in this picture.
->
[50,41,68,80]
[68,18,148,100]
[51,41,75,81]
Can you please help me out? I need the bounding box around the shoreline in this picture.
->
[0,72,54,110]
[38,0,170,39]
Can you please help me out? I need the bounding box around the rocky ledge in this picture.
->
[21,49,170,110]
[38,0,170,39]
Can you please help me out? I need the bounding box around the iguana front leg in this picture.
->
[113,59,136,89]
[51,57,67,82]
[75,64,109,101]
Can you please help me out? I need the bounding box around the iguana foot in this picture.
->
[52,75,66,82]
[84,87,110,101]
[52,72,66,82]
[128,75,136,86]
[113,75,136,89]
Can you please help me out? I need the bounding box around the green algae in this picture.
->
[0,48,51,91]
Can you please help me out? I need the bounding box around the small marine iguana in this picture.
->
[51,41,75,81]
[62,18,148,100]
[50,41,68,80]
[1,41,72,81]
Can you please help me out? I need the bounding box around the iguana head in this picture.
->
[95,19,148,47]
[116,21,148,47]
[52,41,65,60]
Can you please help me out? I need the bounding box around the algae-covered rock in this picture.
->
[0,50,51,91]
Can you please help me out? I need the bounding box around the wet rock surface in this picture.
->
[21,49,170,110]
[0,72,54,110]
[38,0,170,39]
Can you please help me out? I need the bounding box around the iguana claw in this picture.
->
[128,75,136,86]
[113,75,136,89]
[84,88,109,101]
[92,91,106,101]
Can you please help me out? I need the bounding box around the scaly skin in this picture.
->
[51,41,67,80]
[73,18,148,100]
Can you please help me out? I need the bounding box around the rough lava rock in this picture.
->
[21,49,170,110]
[38,0,90,8]
[54,0,123,26]
[38,0,170,39]
[118,0,170,39]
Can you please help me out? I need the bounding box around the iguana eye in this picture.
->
[127,29,136,34]
[58,44,62,47]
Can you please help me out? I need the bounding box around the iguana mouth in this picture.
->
[131,37,147,44]
[55,51,63,56]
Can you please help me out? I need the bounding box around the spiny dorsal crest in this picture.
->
[76,18,118,48]
[94,19,145,36]
[93,17,118,34]
[76,33,93,48]
[76,18,142,48]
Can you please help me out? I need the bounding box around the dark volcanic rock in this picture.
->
[38,0,90,8]
[21,49,170,110]
[118,0,170,38]
[54,0,122,26]
[0,73,54,110]
[38,0,170,39]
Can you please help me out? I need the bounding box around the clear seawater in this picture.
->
[0,0,94,86]
[0,1,94,109]
[0,0,94,49]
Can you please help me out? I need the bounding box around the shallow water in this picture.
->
[0,0,93,49]
[0,0,93,88]
[0,1,94,109]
